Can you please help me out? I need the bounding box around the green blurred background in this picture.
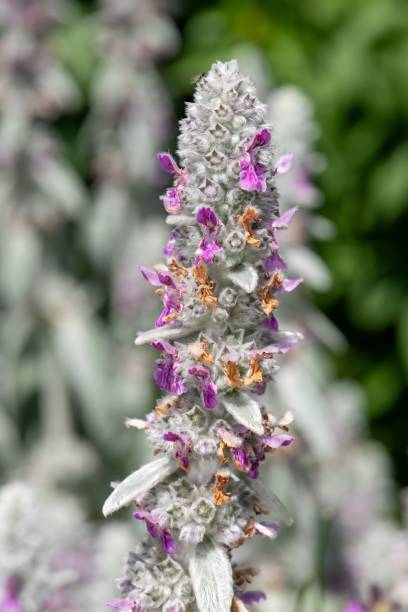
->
[62,0,408,486]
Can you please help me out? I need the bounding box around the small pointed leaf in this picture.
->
[226,264,258,293]
[189,542,233,612]
[103,456,176,517]
[223,392,264,435]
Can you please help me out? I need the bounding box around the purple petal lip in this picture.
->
[188,366,218,410]
[188,365,210,378]
[239,154,267,192]
[196,206,219,229]
[263,315,279,331]
[140,266,161,286]
[161,528,177,555]
[151,339,177,354]
[247,128,271,151]
[280,277,303,292]
[195,238,222,264]
[273,152,294,175]
[239,590,267,604]
[271,206,298,229]
[133,511,177,555]
[263,250,287,272]
[163,432,191,469]
[263,434,294,449]
[158,152,182,175]
[163,235,177,256]
[262,521,281,533]
[160,187,182,213]
[154,354,188,395]
[232,446,249,469]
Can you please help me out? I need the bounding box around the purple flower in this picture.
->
[160,529,177,555]
[158,152,182,176]
[158,153,187,214]
[195,207,222,264]
[247,128,271,151]
[273,153,294,175]
[195,238,222,264]
[140,267,183,327]
[163,233,177,257]
[196,206,219,229]
[2,578,20,612]
[160,186,182,213]
[133,511,177,555]
[252,381,267,395]
[239,153,267,192]
[154,354,187,395]
[188,365,218,410]
[231,446,249,470]
[239,591,267,604]
[133,510,161,537]
[163,431,191,470]
[263,314,279,331]
[239,128,271,192]
[263,250,287,272]
[248,459,260,480]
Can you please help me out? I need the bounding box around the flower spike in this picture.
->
[104,60,301,612]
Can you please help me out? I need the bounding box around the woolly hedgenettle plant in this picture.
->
[103,60,303,612]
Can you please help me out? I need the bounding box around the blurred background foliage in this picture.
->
[62,0,407,484]
[0,0,406,496]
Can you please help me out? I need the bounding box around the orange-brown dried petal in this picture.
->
[238,206,262,248]
[223,361,244,388]
[244,355,263,386]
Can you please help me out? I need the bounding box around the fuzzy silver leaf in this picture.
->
[226,263,258,293]
[188,542,233,612]
[102,456,177,517]
[223,392,264,435]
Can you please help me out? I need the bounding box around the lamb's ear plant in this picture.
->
[104,60,302,612]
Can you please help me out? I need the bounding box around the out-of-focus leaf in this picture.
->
[368,144,408,223]
[364,360,403,418]
[55,14,97,89]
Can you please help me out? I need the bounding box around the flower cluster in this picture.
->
[103,60,302,612]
